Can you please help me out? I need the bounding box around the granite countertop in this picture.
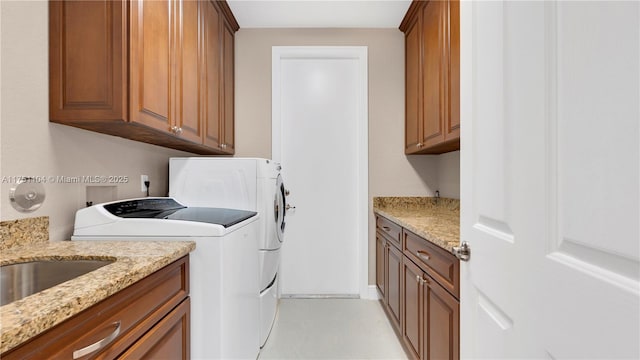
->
[0,240,196,354]
[373,197,460,253]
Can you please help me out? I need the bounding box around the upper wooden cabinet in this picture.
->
[221,21,235,153]
[129,0,174,135]
[401,0,460,155]
[49,0,239,155]
[202,0,222,149]
[49,1,128,122]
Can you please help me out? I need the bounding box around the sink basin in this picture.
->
[0,259,114,306]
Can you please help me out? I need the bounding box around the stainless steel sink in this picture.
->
[0,259,114,306]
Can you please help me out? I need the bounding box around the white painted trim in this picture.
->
[459,1,474,358]
[271,46,369,299]
[364,285,381,300]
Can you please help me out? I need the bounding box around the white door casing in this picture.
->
[272,46,369,298]
[461,1,639,359]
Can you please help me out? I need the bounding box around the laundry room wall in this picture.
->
[234,28,460,286]
[0,1,193,241]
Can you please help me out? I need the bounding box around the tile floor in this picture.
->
[259,298,409,359]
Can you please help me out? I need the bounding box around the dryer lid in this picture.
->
[104,198,257,228]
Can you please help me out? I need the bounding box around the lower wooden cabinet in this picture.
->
[376,234,386,297]
[425,274,459,360]
[403,258,423,359]
[1,256,190,360]
[385,241,403,331]
[376,214,460,360]
[377,229,403,334]
[403,255,459,360]
[119,298,190,359]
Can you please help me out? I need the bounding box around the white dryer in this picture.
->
[169,157,287,347]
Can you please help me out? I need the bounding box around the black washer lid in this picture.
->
[104,198,256,228]
[163,207,257,228]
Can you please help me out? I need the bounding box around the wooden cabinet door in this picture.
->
[119,298,190,360]
[376,234,386,297]
[403,259,423,360]
[402,0,459,154]
[405,14,422,154]
[221,21,235,154]
[445,0,460,142]
[49,0,127,122]
[420,0,446,149]
[424,276,459,360]
[202,0,222,149]
[174,0,203,143]
[386,243,403,332]
[130,0,174,133]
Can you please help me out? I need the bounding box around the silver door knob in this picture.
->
[452,242,471,261]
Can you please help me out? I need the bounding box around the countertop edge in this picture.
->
[373,208,459,254]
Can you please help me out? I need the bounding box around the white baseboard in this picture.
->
[362,285,380,300]
[281,287,380,300]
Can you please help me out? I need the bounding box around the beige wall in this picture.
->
[0,1,192,240]
[234,28,460,285]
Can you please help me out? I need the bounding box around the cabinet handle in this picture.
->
[421,276,430,285]
[72,321,121,359]
[416,250,431,262]
[416,275,421,283]
[417,143,423,148]
[382,226,391,232]
[170,126,183,135]
[220,143,227,149]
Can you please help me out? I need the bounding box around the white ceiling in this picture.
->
[227,0,412,29]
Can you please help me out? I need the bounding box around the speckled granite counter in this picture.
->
[373,197,460,253]
[0,240,195,353]
[0,216,49,251]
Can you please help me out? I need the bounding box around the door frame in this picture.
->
[271,46,370,298]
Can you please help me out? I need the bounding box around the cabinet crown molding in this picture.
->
[215,0,240,32]
[399,0,426,32]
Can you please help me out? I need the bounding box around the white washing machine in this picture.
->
[72,197,260,360]
[169,157,287,347]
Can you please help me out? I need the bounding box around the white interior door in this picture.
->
[272,47,368,297]
[460,1,639,358]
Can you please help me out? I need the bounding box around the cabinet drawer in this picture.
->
[376,216,402,247]
[119,298,190,359]
[3,256,189,360]
[403,230,459,298]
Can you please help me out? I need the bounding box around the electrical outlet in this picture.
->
[141,175,149,192]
